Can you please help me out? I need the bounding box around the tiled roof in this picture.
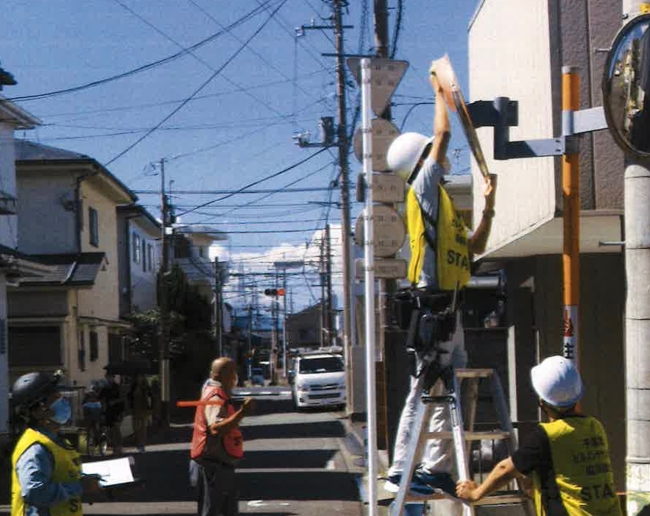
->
[15,139,91,161]
[19,253,106,286]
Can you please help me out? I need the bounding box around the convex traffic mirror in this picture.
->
[603,13,650,158]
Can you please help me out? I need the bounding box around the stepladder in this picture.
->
[388,366,534,516]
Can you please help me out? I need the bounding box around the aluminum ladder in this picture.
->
[388,368,533,516]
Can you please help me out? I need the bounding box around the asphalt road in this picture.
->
[1,387,365,516]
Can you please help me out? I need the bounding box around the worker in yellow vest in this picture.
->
[11,371,99,516]
[383,62,497,496]
[457,356,622,516]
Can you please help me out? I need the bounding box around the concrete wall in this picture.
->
[16,170,78,254]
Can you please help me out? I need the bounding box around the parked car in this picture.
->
[291,352,346,410]
[251,368,265,386]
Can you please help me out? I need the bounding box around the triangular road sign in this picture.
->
[347,57,409,116]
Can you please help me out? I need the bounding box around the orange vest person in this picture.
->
[190,358,254,516]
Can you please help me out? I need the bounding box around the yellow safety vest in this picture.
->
[405,184,471,290]
[11,427,83,516]
[533,417,622,516]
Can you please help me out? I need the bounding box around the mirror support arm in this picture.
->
[466,99,608,161]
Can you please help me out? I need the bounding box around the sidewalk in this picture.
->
[342,416,397,512]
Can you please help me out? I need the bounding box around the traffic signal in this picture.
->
[264,288,285,297]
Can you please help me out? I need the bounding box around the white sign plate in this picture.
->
[355,258,407,279]
[353,118,400,171]
[353,204,406,258]
[347,58,409,116]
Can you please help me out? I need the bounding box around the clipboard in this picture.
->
[82,457,137,489]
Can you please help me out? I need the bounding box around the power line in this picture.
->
[175,147,329,217]
[135,187,331,195]
[105,0,289,167]
[6,1,277,103]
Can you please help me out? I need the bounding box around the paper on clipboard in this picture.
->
[82,457,134,488]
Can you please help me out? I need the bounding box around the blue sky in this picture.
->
[3,0,480,312]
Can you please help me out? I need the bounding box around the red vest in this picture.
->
[190,384,244,461]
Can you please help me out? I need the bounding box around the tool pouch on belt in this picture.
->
[416,308,457,352]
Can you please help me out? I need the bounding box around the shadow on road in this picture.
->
[244,420,347,441]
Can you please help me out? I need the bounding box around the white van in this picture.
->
[291,353,346,410]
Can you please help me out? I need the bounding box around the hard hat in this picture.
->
[387,132,434,183]
[530,356,583,408]
[11,371,62,409]
[386,132,451,183]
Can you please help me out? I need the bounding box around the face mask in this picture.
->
[48,397,71,425]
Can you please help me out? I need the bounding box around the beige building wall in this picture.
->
[468,0,557,255]
[77,178,120,323]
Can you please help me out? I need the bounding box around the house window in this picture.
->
[142,238,147,271]
[147,244,154,272]
[78,330,86,371]
[89,331,99,362]
[89,207,99,247]
[133,233,141,264]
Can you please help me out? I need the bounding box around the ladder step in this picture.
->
[424,430,511,441]
[455,368,496,379]
[474,493,529,506]
[402,492,528,506]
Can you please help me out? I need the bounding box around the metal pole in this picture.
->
[320,234,326,349]
[247,305,253,382]
[333,0,355,356]
[214,257,223,357]
[158,158,171,428]
[326,224,334,348]
[623,2,650,513]
[561,66,580,365]
[361,57,378,516]
[282,270,288,378]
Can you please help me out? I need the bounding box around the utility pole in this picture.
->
[282,269,288,378]
[326,224,334,348]
[332,0,354,357]
[247,304,253,382]
[214,257,223,357]
[623,2,650,513]
[320,233,327,349]
[158,158,171,429]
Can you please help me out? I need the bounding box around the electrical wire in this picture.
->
[175,146,328,217]
[105,0,289,167]
[6,1,277,103]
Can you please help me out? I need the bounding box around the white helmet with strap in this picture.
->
[386,132,433,183]
[530,355,583,408]
[386,132,451,183]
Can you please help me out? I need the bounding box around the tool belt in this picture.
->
[393,288,455,331]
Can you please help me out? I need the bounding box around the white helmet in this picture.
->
[386,132,433,183]
[386,132,451,183]
[530,355,583,408]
